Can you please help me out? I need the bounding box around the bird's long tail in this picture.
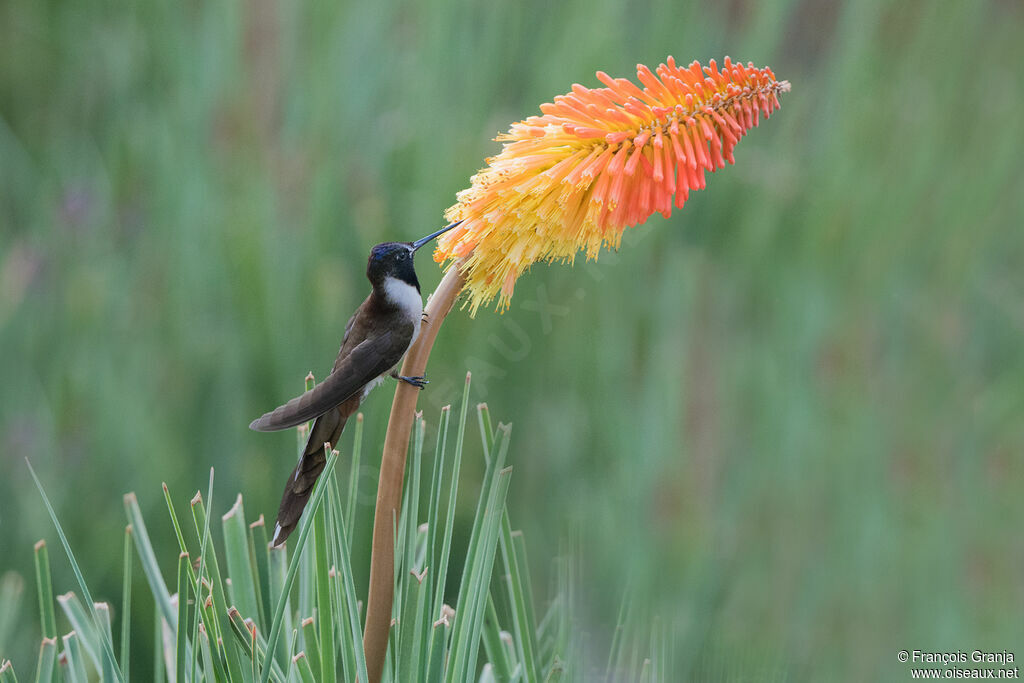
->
[272,397,359,546]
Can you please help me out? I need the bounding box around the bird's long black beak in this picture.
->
[411,220,463,252]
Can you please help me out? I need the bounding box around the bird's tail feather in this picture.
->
[271,404,353,546]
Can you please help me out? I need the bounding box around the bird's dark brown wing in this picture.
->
[249,331,403,432]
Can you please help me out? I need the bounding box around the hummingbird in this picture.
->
[250,221,461,546]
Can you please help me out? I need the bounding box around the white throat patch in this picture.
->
[382,276,423,342]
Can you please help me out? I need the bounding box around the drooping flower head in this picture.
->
[434,56,790,315]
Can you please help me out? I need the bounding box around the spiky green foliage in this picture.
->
[4,379,666,682]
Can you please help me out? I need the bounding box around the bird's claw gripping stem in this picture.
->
[392,372,428,389]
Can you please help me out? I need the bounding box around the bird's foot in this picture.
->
[421,311,430,324]
[396,374,428,389]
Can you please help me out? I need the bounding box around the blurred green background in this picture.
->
[2,0,1022,679]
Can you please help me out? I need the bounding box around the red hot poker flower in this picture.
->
[434,56,790,315]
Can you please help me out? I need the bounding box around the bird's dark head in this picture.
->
[365,221,463,292]
[366,241,418,290]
